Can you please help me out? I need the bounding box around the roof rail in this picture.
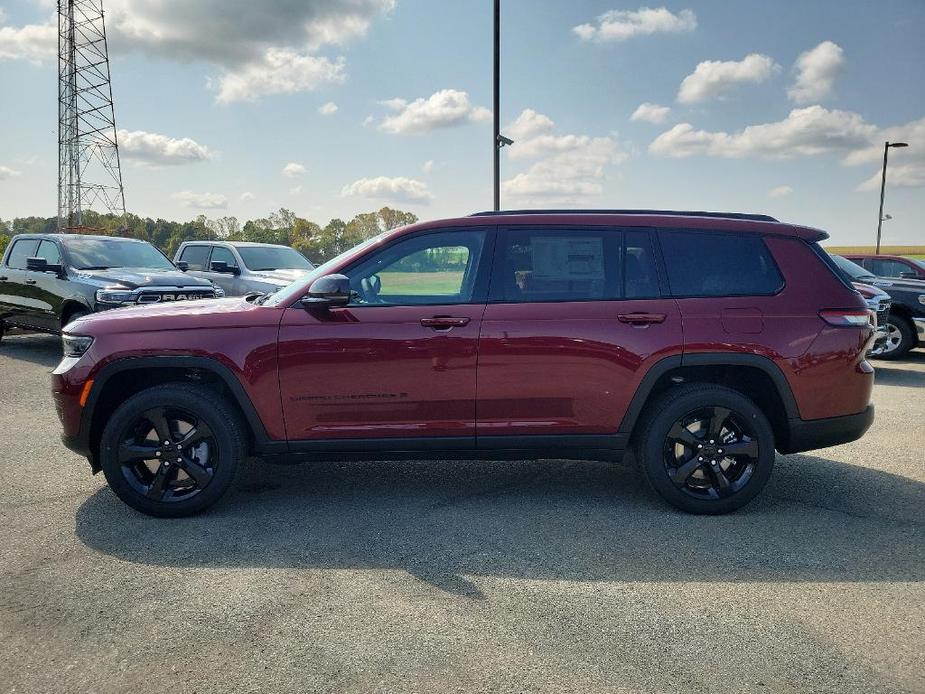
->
[469,209,779,223]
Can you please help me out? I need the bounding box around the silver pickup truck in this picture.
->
[174,241,314,296]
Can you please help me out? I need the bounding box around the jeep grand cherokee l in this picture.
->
[52,210,875,517]
[0,234,222,340]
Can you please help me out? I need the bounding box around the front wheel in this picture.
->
[99,383,245,517]
[873,316,915,360]
[634,384,775,514]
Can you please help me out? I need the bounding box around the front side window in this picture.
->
[345,230,487,306]
[869,258,912,278]
[660,231,783,297]
[178,245,211,271]
[35,240,62,265]
[64,238,175,271]
[210,246,237,269]
[6,239,38,269]
[495,228,623,302]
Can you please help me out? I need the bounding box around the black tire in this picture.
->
[873,316,916,360]
[634,384,775,515]
[99,383,245,517]
[0,320,4,343]
[63,309,89,328]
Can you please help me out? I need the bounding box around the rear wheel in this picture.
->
[99,383,244,517]
[634,384,775,514]
[874,316,915,360]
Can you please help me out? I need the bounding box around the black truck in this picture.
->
[0,234,222,339]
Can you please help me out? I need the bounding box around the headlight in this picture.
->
[918,295,925,306]
[96,288,135,304]
[62,334,94,357]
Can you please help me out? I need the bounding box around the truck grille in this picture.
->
[136,290,216,304]
[876,299,891,327]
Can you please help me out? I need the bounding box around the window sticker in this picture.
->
[531,236,604,280]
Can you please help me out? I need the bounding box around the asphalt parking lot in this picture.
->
[1,332,923,694]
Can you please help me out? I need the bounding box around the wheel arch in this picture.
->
[618,353,800,452]
[60,299,92,328]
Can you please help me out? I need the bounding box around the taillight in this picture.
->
[819,309,873,327]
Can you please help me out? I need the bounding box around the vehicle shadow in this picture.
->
[75,453,925,595]
[873,351,925,387]
[0,332,61,368]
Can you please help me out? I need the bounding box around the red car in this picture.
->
[52,210,875,517]
[843,253,925,281]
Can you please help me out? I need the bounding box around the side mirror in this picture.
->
[301,274,351,309]
[899,271,918,279]
[210,260,238,274]
[176,260,189,271]
[26,257,64,276]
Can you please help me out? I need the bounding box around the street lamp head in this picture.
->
[888,142,909,148]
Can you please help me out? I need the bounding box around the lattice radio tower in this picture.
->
[57,0,126,232]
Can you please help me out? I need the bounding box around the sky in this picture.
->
[0,0,923,245]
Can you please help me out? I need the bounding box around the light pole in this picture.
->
[876,141,908,254]
[493,0,500,211]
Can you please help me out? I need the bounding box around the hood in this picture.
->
[246,268,311,286]
[71,266,214,289]
[866,276,925,292]
[65,297,280,336]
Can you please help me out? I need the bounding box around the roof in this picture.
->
[401,211,828,243]
[179,240,290,249]
[14,233,146,243]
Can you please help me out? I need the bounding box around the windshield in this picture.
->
[830,254,875,281]
[64,237,175,271]
[262,233,388,307]
[238,246,313,271]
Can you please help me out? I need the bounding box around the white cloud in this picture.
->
[573,7,696,42]
[502,109,627,203]
[422,160,434,173]
[0,20,56,63]
[318,101,339,115]
[0,165,23,180]
[857,164,925,192]
[172,191,228,210]
[630,102,671,124]
[282,162,307,178]
[117,129,213,166]
[788,41,845,103]
[678,53,780,103]
[649,106,877,159]
[341,176,434,203]
[2,1,394,100]
[377,89,490,134]
[768,185,793,198]
[849,117,925,191]
[240,191,256,202]
[212,50,345,103]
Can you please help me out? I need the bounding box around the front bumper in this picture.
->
[779,405,875,454]
[914,317,925,344]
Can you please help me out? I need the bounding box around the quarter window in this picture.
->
[345,230,487,306]
[659,231,783,297]
[179,245,210,271]
[6,239,38,270]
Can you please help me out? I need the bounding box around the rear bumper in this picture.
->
[779,405,874,454]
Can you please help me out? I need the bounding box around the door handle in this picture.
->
[617,312,666,325]
[0,276,7,281]
[25,279,37,285]
[420,316,471,330]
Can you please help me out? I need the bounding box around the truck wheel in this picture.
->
[634,384,775,515]
[99,383,245,517]
[874,316,915,360]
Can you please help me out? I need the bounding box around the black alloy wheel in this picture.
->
[100,383,244,517]
[635,384,775,514]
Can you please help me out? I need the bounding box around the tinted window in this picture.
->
[497,229,622,302]
[179,245,211,271]
[6,239,38,269]
[346,230,486,305]
[624,230,659,298]
[63,238,174,270]
[660,231,783,297]
[830,254,874,281]
[238,246,312,271]
[35,240,62,265]
[210,246,237,268]
[869,258,912,278]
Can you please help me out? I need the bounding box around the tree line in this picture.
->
[0,207,419,265]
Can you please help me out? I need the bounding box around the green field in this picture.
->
[379,271,465,295]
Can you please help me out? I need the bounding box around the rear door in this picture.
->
[0,238,39,328]
[476,226,682,446]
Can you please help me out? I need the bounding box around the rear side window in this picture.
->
[5,239,38,269]
[179,245,210,270]
[624,230,660,298]
[659,231,783,297]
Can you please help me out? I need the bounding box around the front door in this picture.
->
[277,227,493,446]
[477,226,683,442]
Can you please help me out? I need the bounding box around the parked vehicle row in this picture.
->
[50,210,877,518]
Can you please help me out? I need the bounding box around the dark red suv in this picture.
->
[52,210,875,517]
